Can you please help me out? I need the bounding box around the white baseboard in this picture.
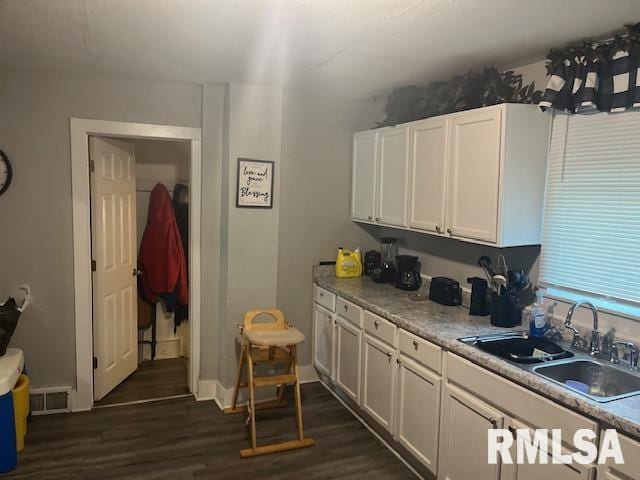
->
[299,363,319,384]
[195,379,216,401]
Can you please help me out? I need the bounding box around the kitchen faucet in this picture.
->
[565,301,600,356]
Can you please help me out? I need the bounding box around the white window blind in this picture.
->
[540,110,640,309]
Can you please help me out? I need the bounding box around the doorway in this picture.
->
[70,119,202,412]
[90,136,192,406]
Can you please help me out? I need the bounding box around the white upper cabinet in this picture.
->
[351,130,378,222]
[408,117,448,234]
[377,126,409,227]
[447,108,502,243]
[351,104,550,247]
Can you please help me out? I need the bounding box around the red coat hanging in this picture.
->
[138,183,188,306]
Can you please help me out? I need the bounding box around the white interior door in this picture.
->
[90,136,138,401]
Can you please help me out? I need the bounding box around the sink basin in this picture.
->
[464,332,573,364]
[534,360,640,402]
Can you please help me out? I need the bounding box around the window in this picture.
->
[539,110,640,317]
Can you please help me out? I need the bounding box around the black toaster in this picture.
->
[428,277,462,306]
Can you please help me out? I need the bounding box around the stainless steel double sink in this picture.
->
[459,332,640,403]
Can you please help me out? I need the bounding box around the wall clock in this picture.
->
[0,149,13,196]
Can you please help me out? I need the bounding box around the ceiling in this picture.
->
[1,0,638,100]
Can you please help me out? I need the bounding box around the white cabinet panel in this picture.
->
[408,118,448,233]
[447,108,502,243]
[351,130,378,222]
[313,304,334,379]
[362,334,395,432]
[598,432,640,480]
[335,317,362,403]
[502,420,594,480]
[396,356,441,475]
[439,383,504,480]
[377,126,409,227]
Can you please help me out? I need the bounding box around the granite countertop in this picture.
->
[314,270,640,441]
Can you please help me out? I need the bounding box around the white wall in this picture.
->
[217,83,284,386]
[0,68,203,388]
[276,92,381,366]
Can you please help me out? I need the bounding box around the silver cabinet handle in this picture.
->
[375,217,380,222]
[447,228,452,234]
[319,292,324,297]
[133,268,142,277]
[374,320,380,329]
[489,417,498,427]
[343,304,348,311]
[396,358,401,365]
[413,340,419,351]
[367,215,372,221]
[387,352,393,362]
[435,225,441,233]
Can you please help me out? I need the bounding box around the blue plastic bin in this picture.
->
[0,391,16,473]
[0,348,24,474]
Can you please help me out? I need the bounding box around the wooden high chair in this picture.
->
[224,309,315,457]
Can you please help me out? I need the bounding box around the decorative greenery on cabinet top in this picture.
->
[380,66,542,127]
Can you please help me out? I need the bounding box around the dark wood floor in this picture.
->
[7,383,417,479]
[95,358,189,406]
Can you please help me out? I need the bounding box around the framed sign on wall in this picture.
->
[236,158,274,208]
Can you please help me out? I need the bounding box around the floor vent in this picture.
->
[30,388,72,415]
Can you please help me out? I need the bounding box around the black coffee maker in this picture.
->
[395,255,422,291]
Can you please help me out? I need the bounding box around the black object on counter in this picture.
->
[364,250,381,276]
[395,255,422,291]
[490,293,523,327]
[429,277,462,306]
[467,277,490,316]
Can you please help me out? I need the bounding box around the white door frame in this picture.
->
[70,118,202,412]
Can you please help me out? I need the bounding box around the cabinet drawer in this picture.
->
[446,352,598,450]
[399,330,442,374]
[314,285,336,311]
[363,310,396,347]
[336,297,362,327]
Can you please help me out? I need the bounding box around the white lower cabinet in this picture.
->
[439,383,505,480]
[501,420,594,480]
[395,355,441,475]
[362,333,396,431]
[335,316,362,403]
[312,304,335,379]
[598,432,640,480]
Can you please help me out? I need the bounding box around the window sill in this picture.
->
[542,287,640,323]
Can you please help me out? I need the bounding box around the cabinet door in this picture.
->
[335,317,362,403]
[313,304,335,379]
[501,420,594,480]
[377,126,409,227]
[351,130,378,222]
[447,108,502,243]
[396,356,441,475]
[362,334,395,432]
[597,431,640,480]
[408,118,448,233]
[439,383,505,480]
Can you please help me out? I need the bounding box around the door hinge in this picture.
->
[91,260,96,272]
[93,357,98,370]
[89,160,95,173]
